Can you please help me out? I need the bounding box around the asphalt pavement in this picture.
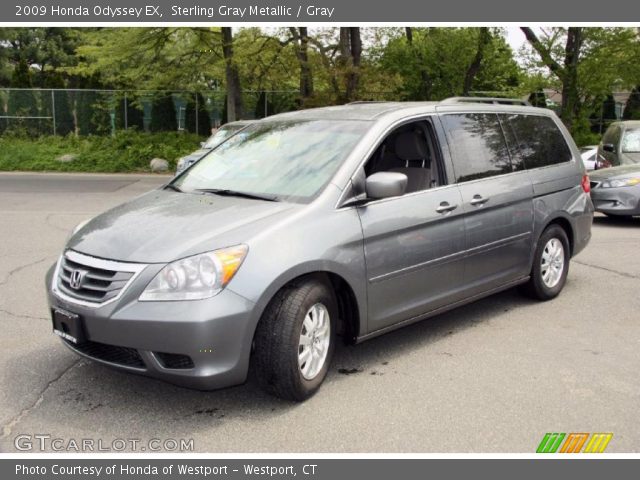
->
[0,172,638,453]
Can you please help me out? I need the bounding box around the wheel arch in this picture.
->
[541,215,575,256]
[249,265,364,347]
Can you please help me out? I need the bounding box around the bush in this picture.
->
[0,131,203,173]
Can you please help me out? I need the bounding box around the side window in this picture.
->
[508,114,573,168]
[364,120,444,194]
[622,128,640,153]
[441,113,512,183]
[498,114,526,171]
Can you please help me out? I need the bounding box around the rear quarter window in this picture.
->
[507,114,573,169]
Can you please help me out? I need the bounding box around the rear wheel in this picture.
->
[521,225,570,301]
[253,278,337,401]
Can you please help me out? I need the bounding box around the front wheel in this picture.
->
[521,225,570,301]
[253,278,337,401]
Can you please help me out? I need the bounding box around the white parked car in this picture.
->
[580,145,604,171]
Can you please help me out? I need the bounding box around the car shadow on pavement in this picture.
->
[2,287,536,449]
[593,214,640,228]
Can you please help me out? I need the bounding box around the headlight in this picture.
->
[139,245,248,301]
[600,178,640,188]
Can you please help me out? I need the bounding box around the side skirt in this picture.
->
[355,276,530,344]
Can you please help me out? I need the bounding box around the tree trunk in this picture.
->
[463,28,491,96]
[338,27,362,103]
[560,27,583,130]
[289,27,314,103]
[405,27,413,45]
[221,27,243,122]
[520,27,584,131]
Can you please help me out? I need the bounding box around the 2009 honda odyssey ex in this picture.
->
[46,99,593,401]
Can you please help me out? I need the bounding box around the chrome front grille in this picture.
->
[54,250,146,307]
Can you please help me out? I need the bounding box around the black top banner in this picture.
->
[5,0,639,22]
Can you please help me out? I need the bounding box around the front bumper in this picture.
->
[45,263,258,390]
[590,185,640,216]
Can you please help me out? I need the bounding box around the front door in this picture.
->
[356,119,467,333]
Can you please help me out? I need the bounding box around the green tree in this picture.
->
[6,59,39,134]
[0,28,81,87]
[149,94,176,132]
[528,90,548,107]
[379,28,521,101]
[185,92,211,135]
[116,95,145,130]
[623,87,640,120]
[520,27,640,133]
[52,89,74,136]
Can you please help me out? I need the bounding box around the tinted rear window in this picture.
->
[506,114,572,168]
[441,113,513,182]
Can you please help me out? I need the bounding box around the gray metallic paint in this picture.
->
[46,102,593,390]
[589,165,640,216]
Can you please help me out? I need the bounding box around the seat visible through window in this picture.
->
[388,130,432,193]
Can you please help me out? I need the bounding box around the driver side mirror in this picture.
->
[365,172,408,200]
[200,142,206,148]
[602,143,616,153]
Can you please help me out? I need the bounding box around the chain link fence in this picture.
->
[0,88,399,138]
[0,89,300,137]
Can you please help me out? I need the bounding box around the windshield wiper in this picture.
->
[164,184,183,193]
[196,188,279,202]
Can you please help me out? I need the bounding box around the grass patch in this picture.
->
[0,131,203,173]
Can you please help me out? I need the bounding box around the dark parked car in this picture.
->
[589,165,640,217]
[175,120,255,175]
[46,100,593,401]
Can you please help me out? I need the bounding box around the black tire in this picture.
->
[520,224,570,301]
[253,278,337,401]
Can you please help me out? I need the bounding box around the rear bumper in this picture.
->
[570,192,594,258]
[590,185,640,216]
[45,264,258,390]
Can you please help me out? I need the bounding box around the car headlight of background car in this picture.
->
[599,177,640,188]
[139,245,248,301]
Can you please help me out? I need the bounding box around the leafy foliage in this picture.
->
[623,87,640,120]
[0,131,202,172]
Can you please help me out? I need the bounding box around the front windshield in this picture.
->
[202,125,243,149]
[622,128,640,153]
[174,120,370,202]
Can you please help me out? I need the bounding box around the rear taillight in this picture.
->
[581,174,591,193]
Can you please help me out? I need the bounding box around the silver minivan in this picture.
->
[46,100,593,401]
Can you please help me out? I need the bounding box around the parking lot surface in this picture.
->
[1,172,638,453]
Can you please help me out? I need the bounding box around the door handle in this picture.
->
[470,195,489,206]
[436,202,458,214]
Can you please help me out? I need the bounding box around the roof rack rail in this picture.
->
[346,101,393,105]
[440,96,531,106]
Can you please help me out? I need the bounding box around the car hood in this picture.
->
[620,152,640,164]
[68,190,297,263]
[589,164,640,181]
